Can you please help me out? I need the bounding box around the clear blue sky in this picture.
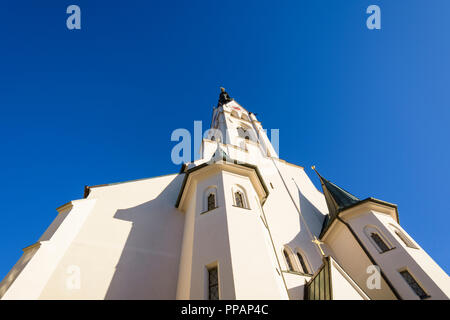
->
[0,0,449,282]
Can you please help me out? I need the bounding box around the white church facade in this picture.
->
[1,89,449,300]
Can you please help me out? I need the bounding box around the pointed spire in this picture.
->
[312,166,360,218]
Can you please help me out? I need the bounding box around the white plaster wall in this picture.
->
[221,170,288,299]
[176,188,197,299]
[186,170,236,299]
[348,210,450,300]
[1,199,96,299]
[283,273,310,300]
[330,259,368,300]
[6,173,186,300]
[323,221,397,300]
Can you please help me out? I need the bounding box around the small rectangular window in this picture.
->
[208,266,219,300]
[399,270,429,299]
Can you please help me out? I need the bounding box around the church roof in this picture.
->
[313,167,360,219]
[314,167,400,238]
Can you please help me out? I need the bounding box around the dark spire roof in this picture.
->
[218,87,234,106]
[312,166,360,218]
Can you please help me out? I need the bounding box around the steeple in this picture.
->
[312,166,360,218]
[217,87,234,106]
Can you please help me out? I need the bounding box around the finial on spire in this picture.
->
[218,87,233,106]
[311,165,323,179]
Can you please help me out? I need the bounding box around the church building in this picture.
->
[1,89,449,300]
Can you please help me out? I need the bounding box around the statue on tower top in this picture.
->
[218,87,233,106]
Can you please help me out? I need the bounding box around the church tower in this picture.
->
[175,88,287,299]
[0,88,448,300]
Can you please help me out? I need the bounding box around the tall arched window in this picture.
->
[370,233,390,252]
[296,252,309,274]
[399,269,429,299]
[389,224,418,249]
[234,191,244,208]
[203,187,218,213]
[207,193,216,211]
[283,249,294,272]
[364,225,393,253]
[232,185,249,209]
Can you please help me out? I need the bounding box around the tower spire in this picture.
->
[218,87,233,106]
[311,166,360,218]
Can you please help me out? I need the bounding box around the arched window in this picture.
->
[207,128,222,143]
[237,126,254,141]
[234,191,244,208]
[232,185,249,209]
[296,251,309,274]
[207,193,216,211]
[389,224,418,249]
[203,187,218,213]
[370,233,390,252]
[364,225,393,253]
[241,113,250,122]
[283,249,294,272]
[237,127,247,138]
[230,110,239,118]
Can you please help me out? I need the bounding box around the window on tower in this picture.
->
[232,185,249,209]
[203,187,218,214]
[234,191,244,208]
[241,113,250,122]
[237,126,254,142]
[207,193,216,211]
[296,252,309,274]
[399,270,429,299]
[283,248,294,272]
[208,266,219,300]
[389,224,418,249]
[370,233,391,253]
[364,225,393,253]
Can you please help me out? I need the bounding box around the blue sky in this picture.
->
[0,0,449,281]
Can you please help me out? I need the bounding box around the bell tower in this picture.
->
[175,88,288,299]
[205,88,278,162]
